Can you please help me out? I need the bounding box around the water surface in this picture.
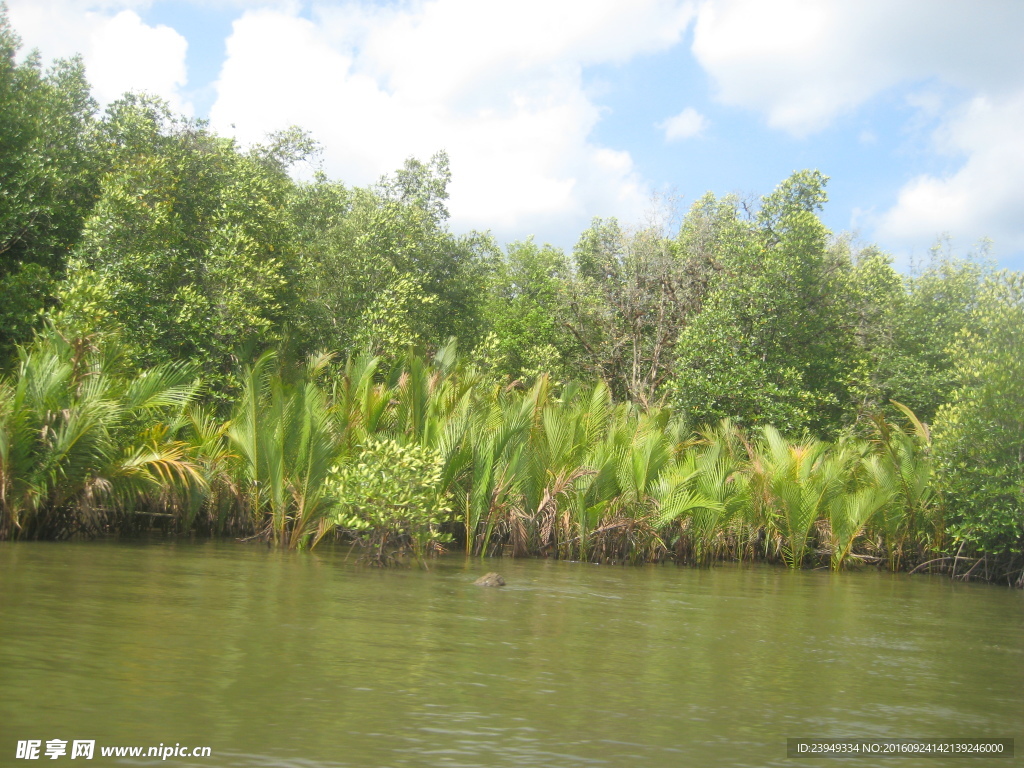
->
[1,541,1021,766]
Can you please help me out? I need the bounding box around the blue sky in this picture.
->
[8,0,1024,270]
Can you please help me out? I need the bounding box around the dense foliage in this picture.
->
[0,333,949,572]
[0,8,1020,584]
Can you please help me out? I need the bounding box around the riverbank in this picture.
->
[3,337,1022,587]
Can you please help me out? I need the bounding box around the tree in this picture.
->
[481,238,569,382]
[376,151,451,225]
[839,238,993,429]
[61,96,298,396]
[289,153,489,358]
[0,7,98,359]
[933,271,1024,574]
[563,216,696,404]
[669,171,857,435]
[844,243,905,423]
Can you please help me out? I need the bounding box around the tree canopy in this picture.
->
[0,6,1020,578]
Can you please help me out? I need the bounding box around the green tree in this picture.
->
[564,216,698,405]
[0,326,202,540]
[482,238,569,382]
[0,7,98,359]
[376,151,451,225]
[669,171,856,435]
[61,96,298,396]
[845,244,905,422]
[933,271,1024,574]
[228,351,340,549]
[864,245,990,424]
[290,153,488,357]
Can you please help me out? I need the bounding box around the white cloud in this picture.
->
[690,0,1024,256]
[691,0,1024,136]
[85,10,190,110]
[877,93,1024,252]
[334,0,696,102]
[209,0,697,246]
[658,107,708,141]
[6,0,191,113]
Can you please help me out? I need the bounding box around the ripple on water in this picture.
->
[0,542,1021,768]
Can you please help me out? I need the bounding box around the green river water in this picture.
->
[1,541,1021,767]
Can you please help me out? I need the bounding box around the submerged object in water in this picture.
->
[474,572,506,587]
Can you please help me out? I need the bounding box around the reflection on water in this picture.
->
[1,541,1021,767]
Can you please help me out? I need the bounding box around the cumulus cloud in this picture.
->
[690,0,1024,254]
[84,10,190,109]
[6,0,191,113]
[209,0,696,244]
[658,107,708,140]
[691,0,1024,136]
[877,92,1024,252]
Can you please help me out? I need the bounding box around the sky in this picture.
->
[6,0,1024,270]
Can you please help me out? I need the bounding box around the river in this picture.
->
[1,541,1021,766]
